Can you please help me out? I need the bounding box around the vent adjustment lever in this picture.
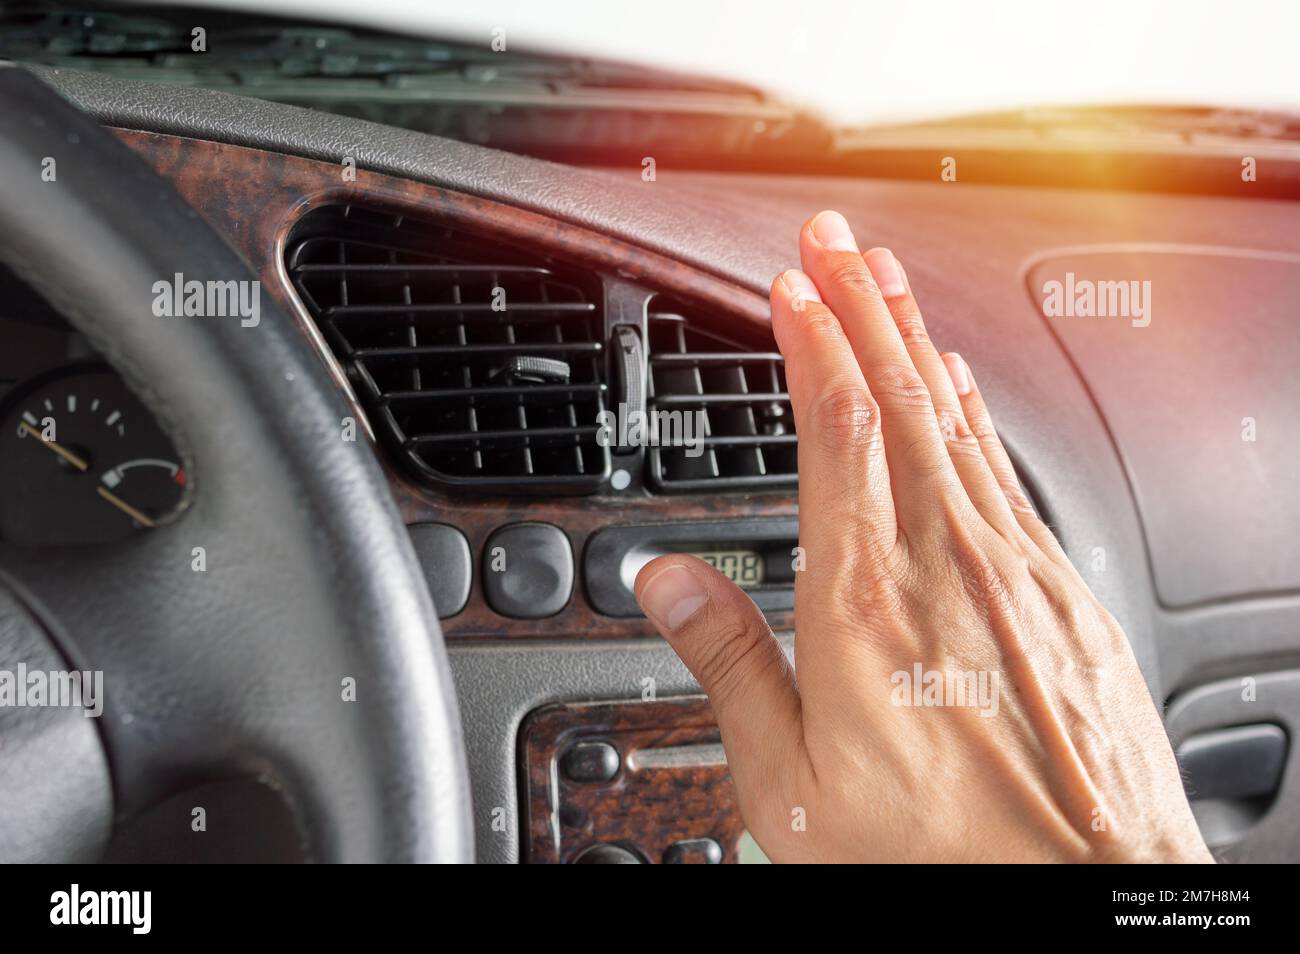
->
[609,325,645,456]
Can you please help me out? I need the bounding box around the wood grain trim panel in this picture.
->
[519,696,746,863]
[114,129,796,641]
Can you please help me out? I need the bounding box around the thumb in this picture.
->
[634,555,804,803]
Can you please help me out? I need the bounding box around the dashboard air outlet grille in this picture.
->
[646,304,796,491]
[287,206,609,493]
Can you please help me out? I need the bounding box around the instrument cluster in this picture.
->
[0,267,185,546]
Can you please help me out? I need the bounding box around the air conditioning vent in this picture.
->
[646,303,797,491]
[287,206,609,493]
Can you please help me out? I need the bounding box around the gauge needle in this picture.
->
[21,420,156,527]
[96,485,157,528]
[19,420,89,471]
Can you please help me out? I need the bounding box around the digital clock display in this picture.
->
[690,549,765,587]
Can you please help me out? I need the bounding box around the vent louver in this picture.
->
[646,304,797,491]
[287,206,609,493]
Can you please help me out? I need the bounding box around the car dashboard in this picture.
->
[3,64,1299,863]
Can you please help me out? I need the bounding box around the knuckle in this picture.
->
[972,418,998,447]
[944,436,988,466]
[839,568,905,627]
[892,307,932,348]
[1003,483,1038,517]
[1053,589,1099,647]
[867,361,933,412]
[799,303,849,342]
[949,532,1026,618]
[990,466,1036,515]
[807,385,880,449]
[936,408,979,449]
[825,258,883,297]
[967,412,999,445]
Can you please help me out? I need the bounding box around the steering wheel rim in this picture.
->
[0,65,473,863]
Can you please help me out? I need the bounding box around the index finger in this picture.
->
[770,269,896,561]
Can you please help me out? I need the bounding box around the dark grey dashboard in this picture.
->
[27,65,1300,863]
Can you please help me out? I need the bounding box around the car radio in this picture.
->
[584,518,799,617]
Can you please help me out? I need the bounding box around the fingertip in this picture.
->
[774,268,822,308]
[895,257,912,293]
[632,553,691,600]
[863,247,906,299]
[941,352,972,396]
[806,210,860,253]
[634,556,711,635]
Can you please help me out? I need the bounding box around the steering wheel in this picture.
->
[0,67,473,862]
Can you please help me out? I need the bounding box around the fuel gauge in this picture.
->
[0,364,186,546]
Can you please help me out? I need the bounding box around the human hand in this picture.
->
[634,211,1211,863]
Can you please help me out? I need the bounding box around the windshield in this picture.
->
[92,0,1300,124]
[5,0,1299,171]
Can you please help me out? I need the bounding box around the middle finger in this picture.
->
[798,211,972,532]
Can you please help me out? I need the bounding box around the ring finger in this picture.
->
[863,249,1022,540]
